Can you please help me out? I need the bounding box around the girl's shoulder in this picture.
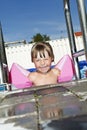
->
[52,68,61,76]
[28,71,38,81]
[29,71,39,77]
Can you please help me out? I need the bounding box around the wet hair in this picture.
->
[31,42,54,62]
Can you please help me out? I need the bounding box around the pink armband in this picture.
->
[9,63,33,89]
[55,55,75,82]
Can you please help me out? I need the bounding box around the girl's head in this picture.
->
[31,42,54,62]
[31,42,54,73]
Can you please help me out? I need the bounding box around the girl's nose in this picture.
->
[40,59,45,66]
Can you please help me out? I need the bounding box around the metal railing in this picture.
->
[63,0,87,79]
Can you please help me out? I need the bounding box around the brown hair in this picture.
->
[31,42,54,62]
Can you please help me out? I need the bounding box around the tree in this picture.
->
[31,33,50,42]
[43,34,50,41]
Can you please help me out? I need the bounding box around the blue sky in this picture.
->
[0,0,86,43]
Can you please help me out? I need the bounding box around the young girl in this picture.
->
[28,42,61,86]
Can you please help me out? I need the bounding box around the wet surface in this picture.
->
[41,114,87,130]
[0,79,87,129]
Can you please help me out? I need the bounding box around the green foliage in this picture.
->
[32,33,50,42]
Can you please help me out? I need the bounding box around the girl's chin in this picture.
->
[38,68,51,74]
[41,71,48,73]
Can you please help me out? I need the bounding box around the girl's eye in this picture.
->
[36,59,40,62]
[44,58,48,60]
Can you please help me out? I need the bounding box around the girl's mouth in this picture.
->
[37,66,51,73]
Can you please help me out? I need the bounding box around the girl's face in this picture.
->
[33,50,53,73]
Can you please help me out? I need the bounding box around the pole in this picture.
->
[0,22,11,90]
[76,0,87,60]
[63,0,81,79]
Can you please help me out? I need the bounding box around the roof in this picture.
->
[74,32,82,36]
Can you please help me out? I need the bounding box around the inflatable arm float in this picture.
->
[55,54,75,82]
[9,63,33,88]
[9,54,75,89]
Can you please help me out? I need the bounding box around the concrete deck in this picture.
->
[0,79,87,130]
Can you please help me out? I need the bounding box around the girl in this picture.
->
[28,42,60,86]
